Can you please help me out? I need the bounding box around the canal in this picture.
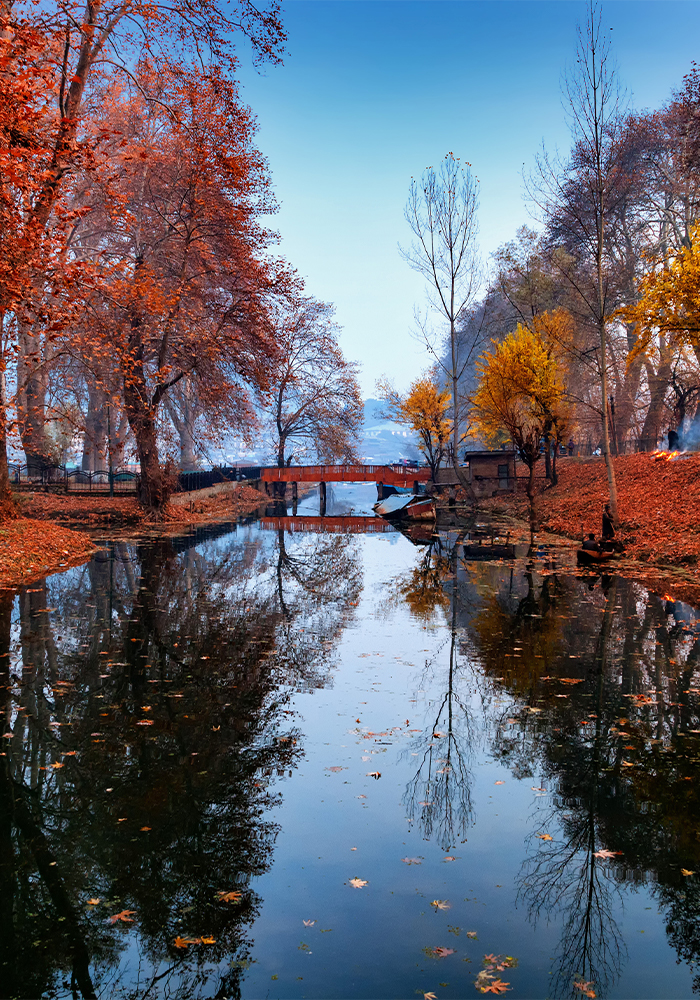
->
[1,491,699,998]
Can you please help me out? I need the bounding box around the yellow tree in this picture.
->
[472,324,566,538]
[377,374,451,478]
[619,223,700,445]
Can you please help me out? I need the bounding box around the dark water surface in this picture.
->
[2,511,700,999]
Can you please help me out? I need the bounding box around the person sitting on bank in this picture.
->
[582,533,600,552]
[602,503,615,540]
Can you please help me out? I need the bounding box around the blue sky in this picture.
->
[235,1,700,396]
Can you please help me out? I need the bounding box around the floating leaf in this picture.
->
[216,890,243,903]
[108,909,135,925]
[402,857,423,865]
[349,877,368,888]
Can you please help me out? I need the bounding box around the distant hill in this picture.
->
[359,398,420,464]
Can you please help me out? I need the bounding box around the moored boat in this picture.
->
[576,547,616,565]
[373,493,436,522]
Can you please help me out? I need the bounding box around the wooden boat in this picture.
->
[576,547,616,566]
[373,493,436,522]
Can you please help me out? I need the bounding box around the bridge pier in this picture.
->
[291,481,298,502]
[319,481,326,516]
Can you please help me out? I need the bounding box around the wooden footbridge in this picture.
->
[260,464,430,504]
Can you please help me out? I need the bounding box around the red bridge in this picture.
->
[260,464,430,488]
[260,515,396,534]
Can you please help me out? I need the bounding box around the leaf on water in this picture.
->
[506,718,519,724]
[467,931,478,939]
[140,826,151,832]
[86,898,100,906]
[481,979,511,994]
[136,720,154,726]
[531,787,546,792]
[402,857,423,864]
[216,890,243,903]
[326,766,345,772]
[433,731,447,738]
[303,919,316,926]
[349,877,368,888]
[424,993,438,999]
[560,678,583,685]
[431,900,451,910]
[366,771,381,778]
[593,849,621,859]
[173,936,198,949]
[51,762,64,769]
[200,936,216,945]
[682,868,696,876]
[494,780,505,785]
[108,909,135,925]
[356,795,366,799]
[443,856,458,862]
[432,946,455,958]
[537,834,553,841]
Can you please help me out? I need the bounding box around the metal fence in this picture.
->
[176,466,262,492]
[9,464,139,492]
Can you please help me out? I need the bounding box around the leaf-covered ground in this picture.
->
[481,452,700,603]
[19,484,267,526]
[1,485,269,588]
[0,518,97,588]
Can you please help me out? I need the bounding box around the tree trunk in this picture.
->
[123,314,166,511]
[526,460,536,544]
[640,359,671,451]
[0,353,15,519]
[16,318,52,472]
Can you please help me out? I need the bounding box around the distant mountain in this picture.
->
[359,398,420,464]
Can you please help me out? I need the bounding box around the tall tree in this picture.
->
[529,1,624,522]
[0,0,286,513]
[402,153,481,488]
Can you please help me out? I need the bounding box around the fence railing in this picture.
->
[9,463,139,492]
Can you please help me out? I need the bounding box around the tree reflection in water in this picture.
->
[470,557,700,996]
[0,523,361,999]
[397,532,479,852]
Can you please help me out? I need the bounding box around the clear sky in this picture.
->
[235,1,700,396]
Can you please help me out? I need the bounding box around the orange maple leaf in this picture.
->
[108,909,135,924]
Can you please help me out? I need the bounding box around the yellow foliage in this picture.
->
[471,323,567,467]
[620,224,700,362]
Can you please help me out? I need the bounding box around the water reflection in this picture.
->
[0,524,361,999]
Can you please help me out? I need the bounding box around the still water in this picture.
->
[2,494,700,999]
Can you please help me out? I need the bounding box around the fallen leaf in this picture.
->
[443,855,458,862]
[108,909,135,924]
[349,877,368,888]
[432,946,455,957]
[431,899,451,910]
[173,936,197,949]
[494,780,505,785]
[86,898,100,906]
[537,834,553,841]
[303,919,316,926]
[326,766,345,772]
[682,868,695,876]
[140,826,151,832]
[402,857,423,865]
[366,771,381,778]
[467,931,478,938]
[200,936,216,944]
[481,979,511,994]
[51,761,64,769]
[424,993,438,1000]
[593,849,621,859]
[216,890,243,903]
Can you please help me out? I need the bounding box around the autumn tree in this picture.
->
[61,67,289,510]
[402,153,482,487]
[376,373,451,479]
[472,324,566,539]
[265,296,363,468]
[0,0,286,512]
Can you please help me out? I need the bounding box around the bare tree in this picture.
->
[529,2,625,523]
[402,153,482,484]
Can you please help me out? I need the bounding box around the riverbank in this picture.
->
[0,518,97,588]
[480,451,700,603]
[0,484,269,588]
